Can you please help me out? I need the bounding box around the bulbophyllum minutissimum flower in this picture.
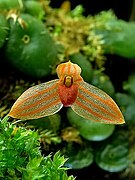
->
[8,61,125,124]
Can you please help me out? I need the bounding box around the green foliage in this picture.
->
[0,1,135,76]
[70,5,84,17]
[62,143,93,169]
[0,15,9,48]
[23,0,45,19]
[115,74,135,124]
[115,93,135,123]
[25,114,62,144]
[26,114,61,133]
[67,108,115,141]
[22,152,74,180]
[93,11,135,58]
[5,13,62,78]
[0,119,75,180]
[0,0,22,10]
[123,74,135,97]
[95,131,130,172]
[0,121,40,178]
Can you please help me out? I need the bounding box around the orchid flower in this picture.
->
[9,61,125,124]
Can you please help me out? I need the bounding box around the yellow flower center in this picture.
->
[64,75,73,87]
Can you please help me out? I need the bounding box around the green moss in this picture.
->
[0,118,75,179]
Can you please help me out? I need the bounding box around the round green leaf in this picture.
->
[64,143,93,169]
[5,14,61,78]
[94,20,135,58]
[95,135,129,172]
[67,108,115,141]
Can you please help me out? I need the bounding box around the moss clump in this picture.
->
[0,117,75,180]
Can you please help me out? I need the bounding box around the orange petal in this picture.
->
[71,81,125,124]
[9,79,63,120]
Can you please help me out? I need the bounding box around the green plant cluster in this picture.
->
[0,0,62,78]
[0,117,74,180]
[0,0,135,77]
[60,71,135,176]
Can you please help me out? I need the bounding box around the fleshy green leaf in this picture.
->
[95,131,129,172]
[63,143,93,169]
[67,108,115,141]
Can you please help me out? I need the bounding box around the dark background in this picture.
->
[50,0,133,20]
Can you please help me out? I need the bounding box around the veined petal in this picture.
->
[8,79,63,120]
[71,81,125,124]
